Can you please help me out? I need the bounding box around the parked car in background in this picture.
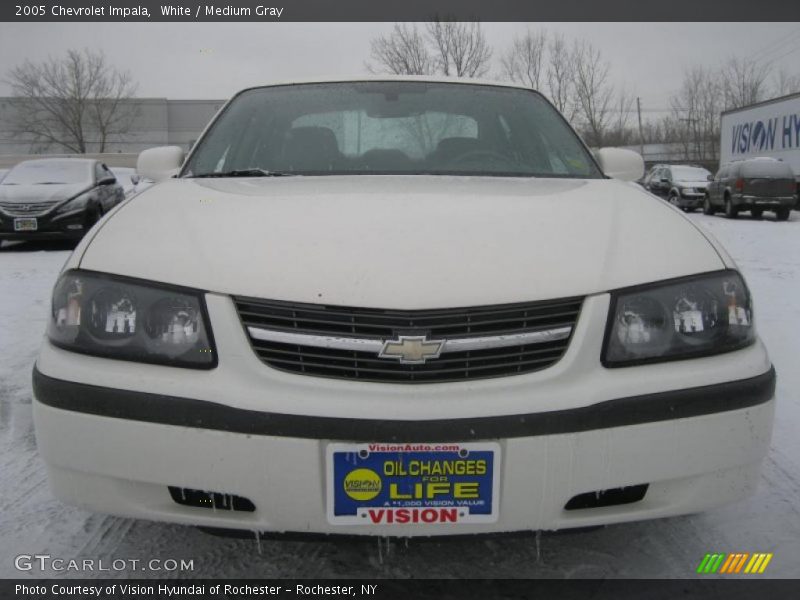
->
[640,164,667,188]
[33,78,774,538]
[719,92,800,203]
[110,167,155,198]
[644,164,712,211]
[0,158,125,241]
[705,157,797,220]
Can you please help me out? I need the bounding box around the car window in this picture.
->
[293,111,479,160]
[183,82,603,179]
[672,166,711,181]
[1,160,92,185]
[740,160,795,179]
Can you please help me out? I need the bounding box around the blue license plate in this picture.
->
[327,442,500,526]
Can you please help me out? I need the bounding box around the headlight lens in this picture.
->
[603,271,755,366]
[57,193,91,213]
[48,271,216,368]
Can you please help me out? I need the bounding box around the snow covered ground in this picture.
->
[0,213,798,579]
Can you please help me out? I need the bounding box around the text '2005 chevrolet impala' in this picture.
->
[32,78,775,535]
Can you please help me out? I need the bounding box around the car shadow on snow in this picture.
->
[0,239,78,252]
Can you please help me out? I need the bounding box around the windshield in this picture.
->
[671,166,711,181]
[183,82,602,179]
[2,161,91,185]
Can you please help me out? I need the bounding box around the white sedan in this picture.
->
[32,78,775,537]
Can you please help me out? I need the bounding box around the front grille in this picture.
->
[235,296,582,383]
[0,200,60,216]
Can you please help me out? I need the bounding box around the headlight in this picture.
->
[47,270,216,368]
[603,271,755,367]
[56,193,91,213]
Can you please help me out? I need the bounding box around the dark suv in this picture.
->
[643,164,712,212]
[705,158,797,220]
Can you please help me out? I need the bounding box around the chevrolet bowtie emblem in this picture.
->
[378,335,445,364]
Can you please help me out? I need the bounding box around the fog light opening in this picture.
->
[168,486,256,512]
[564,484,649,511]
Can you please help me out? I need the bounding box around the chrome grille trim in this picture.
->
[0,200,60,216]
[248,327,384,352]
[247,325,572,353]
[235,296,582,383]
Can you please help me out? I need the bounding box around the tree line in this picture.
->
[4,31,799,157]
[367,23,800,156]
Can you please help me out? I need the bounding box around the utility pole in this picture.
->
[637,97,645,160]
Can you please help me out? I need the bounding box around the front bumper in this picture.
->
[32,292,777,536]
[731,195,796,210]
[677,191,705,208]
[0,209,88,240]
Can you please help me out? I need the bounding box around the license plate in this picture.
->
[327,442,500,526]
[14,218,37,231]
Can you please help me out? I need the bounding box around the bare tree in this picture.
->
[425,19,492,78]
[570,41,614,147]
[669,66,723,161]
[6,48,139,153]
[545,33,577,122]
[367,20,491,79]
[367,23,435,75]
[719,56,771,109]
[500,29,547,89]
[772,68,800,97]
[605,87,636,146]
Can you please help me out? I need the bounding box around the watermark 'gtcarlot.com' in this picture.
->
[15,554,194,573]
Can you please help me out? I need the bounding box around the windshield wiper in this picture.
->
[190,168,295,178]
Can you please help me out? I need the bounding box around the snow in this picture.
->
[0,213,799,579]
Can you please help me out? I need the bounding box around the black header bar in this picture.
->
[2,0,799,22]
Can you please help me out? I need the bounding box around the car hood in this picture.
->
[79,176,724,308]
[676,180,709,189]
[0,183,89,204]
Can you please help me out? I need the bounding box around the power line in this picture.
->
[757,40,800,70]
[750,28,800,63]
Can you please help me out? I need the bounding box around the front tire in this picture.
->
[776,207,790,221]
[83,206,101,233]
[724,196,738,219]
[703,196,715,215]
[668,192,679,208]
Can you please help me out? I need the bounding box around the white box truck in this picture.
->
[720,92,800,192]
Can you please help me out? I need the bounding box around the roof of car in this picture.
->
[16,157,97,166]
[242,75,538,93]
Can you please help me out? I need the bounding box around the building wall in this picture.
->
[0,97,225,156]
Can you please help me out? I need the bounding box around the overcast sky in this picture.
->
[1,22,799,120]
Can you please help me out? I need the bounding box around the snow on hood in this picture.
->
[0,183,89,204]
[79,176,724,308]
[675,180,709,189]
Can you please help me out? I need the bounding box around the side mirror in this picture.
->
[137,146,184,183]
[595,148,644,182]
[130,174,140,186]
